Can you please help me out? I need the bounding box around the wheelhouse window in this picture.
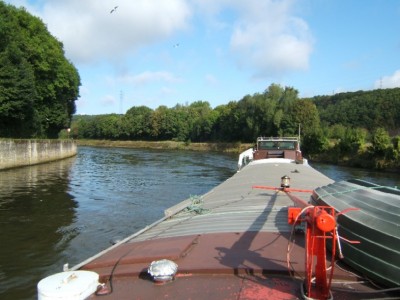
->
[258,141,296,150]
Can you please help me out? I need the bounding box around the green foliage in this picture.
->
[392,136,400,151]
[0,2,80,138]
[390,136,400,161]
[370,127,392,157]
[0,42,37,137]
[281,99,320,136]
[187,101,217,142]
[364,128,399,169]
[150,105,180,140]
[313,88,400,132]
[327,124,346,139]
[338,127,368,155]
[72,84,301,143]
[213,101,241,141]
[122,106,153,139]
[301,128,329,156]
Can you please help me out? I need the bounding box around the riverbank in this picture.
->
[310,150,400,173]
[76,139,252,154]
[0,139,77,170]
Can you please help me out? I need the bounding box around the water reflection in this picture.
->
[0,158,77,299]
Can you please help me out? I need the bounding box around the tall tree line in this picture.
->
[0,1,80,138]
[312,88,400,133]
[71,84,321,144]
[71,88,400,146]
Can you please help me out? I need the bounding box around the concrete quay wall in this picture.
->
[0,139,77,170]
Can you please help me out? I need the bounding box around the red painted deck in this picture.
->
[69,159,398,299]
[84,232,305,278]
[82,231,389,299]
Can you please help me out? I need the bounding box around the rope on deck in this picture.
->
[184,195,210,215]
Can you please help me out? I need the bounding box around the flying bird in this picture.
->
[173,43,180,48]
[110,6,118,14]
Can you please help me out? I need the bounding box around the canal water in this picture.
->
[0,146,399,299]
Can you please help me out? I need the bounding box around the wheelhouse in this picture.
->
[253,137,303,162]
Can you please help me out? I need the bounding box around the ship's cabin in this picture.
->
[253,137,302,161]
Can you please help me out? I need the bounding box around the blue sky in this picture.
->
[5,0,400,115]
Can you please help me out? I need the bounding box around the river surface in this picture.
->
[1,146,399,299]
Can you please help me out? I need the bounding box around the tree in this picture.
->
[173,104,191,142]
[264,83,284,102]
[122,106,153,139]
[151,106,180,140]
[279,98,318,137]
[370,127,391,157]
[338,127,368,155]
[302,128,328,156]
[0,2,80,138]
[0,42,37,137]
[188,101,218,142]
[70,115,94,139]
[251,92,277,137]
[327,124,347,139]
[313,88,400,133]
[94,114,122,139]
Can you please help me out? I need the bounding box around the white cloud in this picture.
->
[229,0,313,77]
[8,0,312,79]
[375,70,400,89]
[37,0,191,64]
[194,0,314,78]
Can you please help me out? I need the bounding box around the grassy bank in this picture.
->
[76,139,252,154]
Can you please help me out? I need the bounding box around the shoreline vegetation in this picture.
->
[76,139,253,154]
[77,139,400,174]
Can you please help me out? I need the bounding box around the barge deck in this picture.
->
[38,138,399,299]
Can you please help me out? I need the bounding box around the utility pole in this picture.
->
[119,90,124,114]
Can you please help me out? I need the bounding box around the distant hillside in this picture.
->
[309,88,400,134]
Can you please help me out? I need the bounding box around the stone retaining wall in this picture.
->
[0,139,77,170]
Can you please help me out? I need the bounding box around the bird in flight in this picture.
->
[173,43,179,48]
[110,6,118,14]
